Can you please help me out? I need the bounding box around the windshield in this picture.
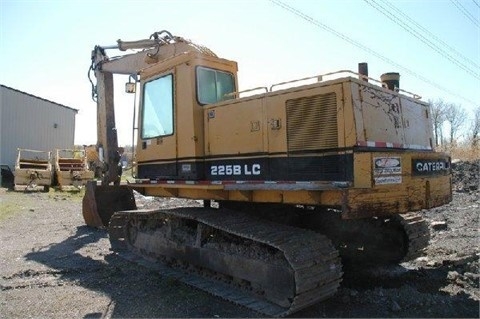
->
[196,67,235,105]
[141,74,174,139]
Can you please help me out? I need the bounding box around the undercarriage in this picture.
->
[106,202,429,316]
[109,207,343,316]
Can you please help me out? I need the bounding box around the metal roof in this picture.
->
[0,84,79,113]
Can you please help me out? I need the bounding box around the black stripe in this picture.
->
[138,154,353,181]
[287,146,354,155]
[137,147,356,164]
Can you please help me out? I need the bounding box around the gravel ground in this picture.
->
[0,161,478,318]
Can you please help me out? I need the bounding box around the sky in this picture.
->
[1,0,479,146]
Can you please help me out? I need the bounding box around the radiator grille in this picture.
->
[286,92,338,152]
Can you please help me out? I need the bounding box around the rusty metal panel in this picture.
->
[358,84,406,145]
[354,82,431,149]
[343,150,451,219]
[353,152,373,188]
[400,98,433,149]
[350,82,366,142]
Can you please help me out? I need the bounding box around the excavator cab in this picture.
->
[82,31,238,227]
[135,53,237,181]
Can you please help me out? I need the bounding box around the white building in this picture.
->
[0,84,78,172]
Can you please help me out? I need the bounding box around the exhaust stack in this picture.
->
[358,62,369,82]
[381,72,400,91]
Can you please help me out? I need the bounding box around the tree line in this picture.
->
[429,99,480,149]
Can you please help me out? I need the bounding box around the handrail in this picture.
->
[224,69,422,101]
[397,88,421,99]
[269,74,323,92]
[224,86,268,99]
[268,70,422,99]
[269,70,374,90]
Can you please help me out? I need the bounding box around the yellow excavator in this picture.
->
[82,30,452,316]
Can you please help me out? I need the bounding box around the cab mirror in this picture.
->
[125,82,136,93]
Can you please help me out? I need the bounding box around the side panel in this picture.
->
[401,98,432,148]
[353,82,431,149]
[346,150,451,218]
[203,83,353,181]
[350,81,366,145]
[136,148,452,218]
[266,83,351,181]
[205,98,265,156]
[136,138,178,179]
[357,83,406,145]
[265,84,346,153]
[204,97,266,180]
[340,82,357,148]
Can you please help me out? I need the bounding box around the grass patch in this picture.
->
[49,187,86,202]
[0,201,21,221]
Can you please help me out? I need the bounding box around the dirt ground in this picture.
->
[0,160,478,318]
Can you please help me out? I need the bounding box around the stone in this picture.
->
[431,221,447,230]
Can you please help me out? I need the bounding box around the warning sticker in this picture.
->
[375,176,402,185]
[374,157,402,175]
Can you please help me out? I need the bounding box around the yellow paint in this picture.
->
[131,49,451,219]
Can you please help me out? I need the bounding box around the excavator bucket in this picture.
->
[82,180,137,228]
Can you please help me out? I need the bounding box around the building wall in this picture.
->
[0,85,77,170]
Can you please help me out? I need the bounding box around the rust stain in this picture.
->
[361,85,402,132]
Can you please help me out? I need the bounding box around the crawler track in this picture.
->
[108,208,343,317]
[395,212,430,262]
[299,210,431,265]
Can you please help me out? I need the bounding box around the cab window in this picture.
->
[141,74,174,139]
[196,67,235,105]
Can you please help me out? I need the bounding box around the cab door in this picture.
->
[136,72,178,179]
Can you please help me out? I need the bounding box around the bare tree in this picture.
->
[444,103,467,144]
[471,106,480,147]
[429,99,448,146]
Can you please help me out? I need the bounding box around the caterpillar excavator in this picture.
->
[82,30,452,316]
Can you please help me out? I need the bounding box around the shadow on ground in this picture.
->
[25,225,250,318]
[25,226,479,318]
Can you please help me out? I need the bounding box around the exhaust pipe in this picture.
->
[381,72,400,91]
[358,62,369,82]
